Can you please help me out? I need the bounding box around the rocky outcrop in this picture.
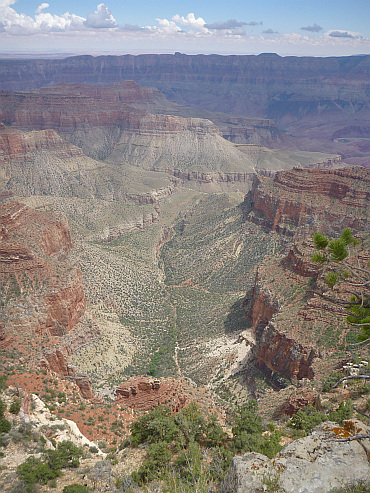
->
[245,256,319,382]
[115,377,188,413]
[246,167,370,238]
[254,322,317,380]
[220,420,370,493]
[280,243,321,278]
[0,201,86,351]
[167,169,254,184]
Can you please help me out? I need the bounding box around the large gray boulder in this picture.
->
[219,420,370,493]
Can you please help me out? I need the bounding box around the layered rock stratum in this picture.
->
[246,166,370,238]
[0,53,369,163]
[0,201,90,376]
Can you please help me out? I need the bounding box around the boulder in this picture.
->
[220,421,370,493]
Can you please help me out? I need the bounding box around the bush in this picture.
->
[0,375,7,391]
[322,372,346,392]
[288,405,327,432]
[0,397,6,417]
[63,485,90,493]
[130,406,178,446]
[329,399,353,425]
[132,441,172,485]
[10,398,21,415]
[0,418,11,433]
[17,441,83,490]
[17,456,59,489]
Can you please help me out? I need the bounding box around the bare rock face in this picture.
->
[245,270,316,381]
[246,167,370,238]
[0,82,257,174]
[115,377,187,413]
[220,421,370,493]
[0,201,86,353]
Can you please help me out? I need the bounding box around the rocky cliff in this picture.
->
[1,54,369,163]
[0,201,86,365]
[0,82,257,173]
[0,54,368,119]
[246,167,370,238]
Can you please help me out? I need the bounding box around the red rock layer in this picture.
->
[0,124,84,164]
[247,167,370,237]
[115,377,188,413]
[245,272,316,381]
[0,83,221,136]
[0,201,86,341]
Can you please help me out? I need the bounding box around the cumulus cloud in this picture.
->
[36,3,49,14]
[0,1,120,35]
[301,23,322,32]
[172,13,208,33]
[329,30,355,38]
[152,17,183,35]
[263,28,278,34]
[84,3,117,29]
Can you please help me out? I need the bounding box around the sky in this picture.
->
[0,0,369,58]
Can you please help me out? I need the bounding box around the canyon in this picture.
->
[0,53,369,165]
[0,54,369,492]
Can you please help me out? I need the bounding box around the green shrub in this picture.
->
[10,398,21,415]
[322,372,345,392]
[0,375,7,391]
[132,441,172,485]
[130,406,178,446]
[288,405,327,432]
[0,418,11,433]
[329,399,353,425]
[0,397,6,417]
[63,485,90,493]
[17,455,59,489]
[17,441,83,491]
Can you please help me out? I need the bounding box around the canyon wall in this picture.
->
[246,167,370,238]
[0,201,87,363]
[245,270,317,382]
[0,54,368,119]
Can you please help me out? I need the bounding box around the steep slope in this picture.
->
[0,202,84,354]
[0,53,369,163]
[0,83,256,173]
[246,167,370,238]
[0,123,178,207]
[242,167,370,392]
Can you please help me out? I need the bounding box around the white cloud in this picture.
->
[84,3,117,29]
[172,13,209,34]
[0,2,119,35]
[151,18,183,35]
[36,3,49,15]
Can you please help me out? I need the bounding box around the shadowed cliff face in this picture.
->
[243,166,370,384]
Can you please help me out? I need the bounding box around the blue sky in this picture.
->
[1,0,369,57]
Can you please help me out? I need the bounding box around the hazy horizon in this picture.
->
[0,0,369,58]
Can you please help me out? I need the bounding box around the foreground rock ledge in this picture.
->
[219,420,370,493]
